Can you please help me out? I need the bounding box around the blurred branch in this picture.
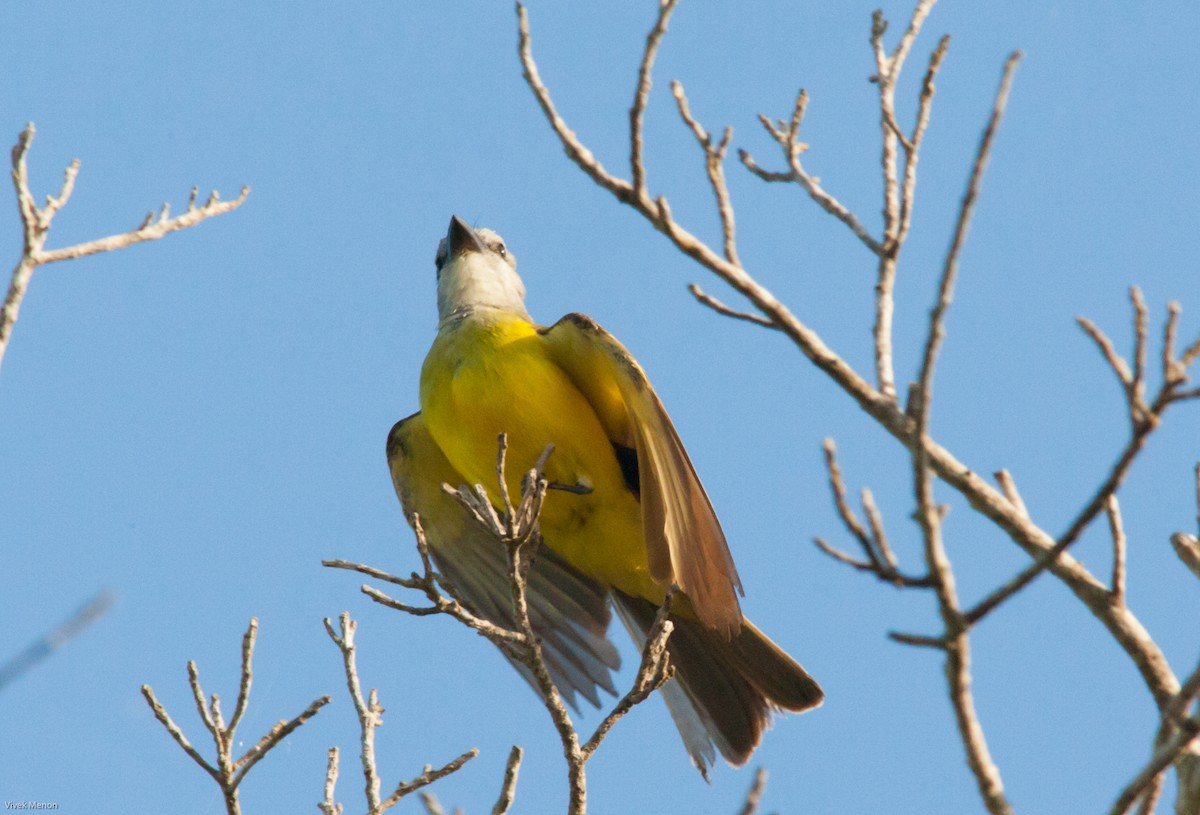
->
[2,123,248,371]
[736,768,768,815]
[0,589,115,690]
[141,619,330,815]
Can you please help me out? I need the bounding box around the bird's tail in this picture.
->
[613,591,823,778]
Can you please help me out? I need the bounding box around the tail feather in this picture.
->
[614,592,822,774]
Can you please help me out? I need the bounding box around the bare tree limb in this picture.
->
[2,123,248,371]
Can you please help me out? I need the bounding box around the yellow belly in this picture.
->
[420,312,660,601]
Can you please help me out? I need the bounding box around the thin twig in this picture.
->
[319,748,343,815]
[581,590,676,759]
[380,749,480,812]
[491,746,524,815]
[688,283,776,328]
[629,0,680,198]
[672,81,740,266]
[736,767,769,815]
[739,89,884,256]
[1107,496,1127,605]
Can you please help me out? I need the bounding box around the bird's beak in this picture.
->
[446,215,486,259]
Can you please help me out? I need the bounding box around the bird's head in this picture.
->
[434,215,529,324]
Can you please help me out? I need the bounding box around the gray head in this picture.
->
[433,216,529,324]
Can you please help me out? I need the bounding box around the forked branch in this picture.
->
[2,123,248,370]
[141,619,330,815]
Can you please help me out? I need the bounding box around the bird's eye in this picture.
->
[496,243,507,258]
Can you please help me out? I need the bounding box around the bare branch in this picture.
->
[688,283,776,329]
[1078,316,1135,388]
[739,89,884,256]
[140,684,222,783]
[912,51,1022,433]
[143,620,329,815]
[491,746,524,815]
[1,123,248,371]
[736,767,769,815]
[319,748,343,815]
[1171,533,1200,581]
[818,437,934,588]
[672,81,740,266]
[515,0,1184,729]
[993,470,1030,520]
[380,749,480,813]
[630,0,679,198]
[581,590,676,759]
[1107,496,1127,605]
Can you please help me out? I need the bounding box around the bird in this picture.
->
[387,215,823,776]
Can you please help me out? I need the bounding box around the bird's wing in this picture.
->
[540,313,743,635]
[387,412,620,709]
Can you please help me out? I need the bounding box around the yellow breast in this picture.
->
[419,310,659,600]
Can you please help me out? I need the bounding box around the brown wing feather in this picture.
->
[541,313,743,635]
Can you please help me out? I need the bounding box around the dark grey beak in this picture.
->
[446,215,486,259]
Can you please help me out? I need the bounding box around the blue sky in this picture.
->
[2,1,1198,813]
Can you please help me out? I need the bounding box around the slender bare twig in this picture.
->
[630,0,679,198]
[816,438,933,587]
[142,619,330,815]
[736,767,769,815]
[1107,496,1128,605]
[2,123,248,370]
[581,589,675,759]
[688,283,776,328]
[380,750,480,812]
[0,590,115,690]
[1172,533,1200,581]
[739,89,884,257]
[491,746,524,815]
[993,470,1029,520]
[324,613,478,815]
[672,81,740,267]
[319,748,344,815]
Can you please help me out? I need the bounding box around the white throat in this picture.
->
[436,249,530,325]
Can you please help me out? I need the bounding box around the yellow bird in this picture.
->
[390,215,822,775]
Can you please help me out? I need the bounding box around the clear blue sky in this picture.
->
[2,2,1198,813]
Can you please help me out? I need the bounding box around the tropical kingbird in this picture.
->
[388,215,822,775]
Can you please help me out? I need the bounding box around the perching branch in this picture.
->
[328,433,675,815]
[141,619,330,815]
[2,123,248,371]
